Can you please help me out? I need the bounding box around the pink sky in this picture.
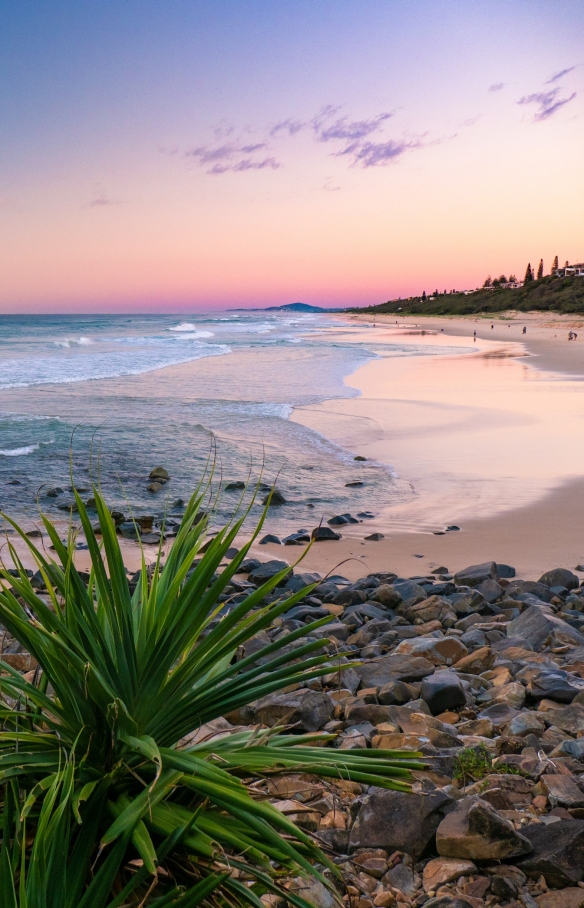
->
[0,1,582,312]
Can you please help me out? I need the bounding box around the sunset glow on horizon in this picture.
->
[1,0,583,313]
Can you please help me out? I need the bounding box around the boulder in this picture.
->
[547,702,584,735]
[421,671,466,715]
[311,526,341,541]
[349,787,453,855]
[262,488,287,506]
[542,775,584,808]
[405,596,456,625]
[450,589,486,615]
[422,858,477,892]
[355,654,435,688]
[539,567,580,590]
[453,646,494,675]
[453,562,497,587]
[518,818,584,887]
[253,690,333,732]
[378,679,417,706]
[529,668,584,703]
[536,891,584,908]
[496,563,516,578]
[259,534,281,545]
[370,584,403,607]
[147,482,163,493]
[436,796,532,860]
[394,635,468,666]
[248,560,290,584]
[507,604,584,649]
[149,467,169,481]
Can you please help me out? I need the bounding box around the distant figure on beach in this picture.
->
[522,326,526,334]
[569,331,574,340]
[491,324,494,329]
[473,330,476,342]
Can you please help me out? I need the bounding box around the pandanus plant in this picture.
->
[0,480,422,906]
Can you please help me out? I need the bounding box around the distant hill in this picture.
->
[353,274,584,317]
[264,302,343,313]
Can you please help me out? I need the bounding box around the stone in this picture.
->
[287,878,337,908]
[453,562,497,587]
[262,489,287,506]
[477,681,525,710]
[518,818,584,887]
[496,563,516,578]
[536,890,584,908]
[539,568,580,590]
[475,578,503,603]
[1,653,37,671]
[118,521,140,539]
[477,702,520,728]
[507,605,584,650]
[530,668,584,703]
[394,636,468,666]
[349,787,453,855]
[248,560,291,584]
[423,898,474,908]
[149,466,169,481]
[393,580,428,602]
[453,647,494,675]
[253,690,333,732]
[507,713,544,737]
[422,858,477,891]
[450,589,486,615]
[259,534,281,545]
[370,584,403,607]
[225,481,246,490]
[421,671,466,715]
[548,702,584,735]
[311,526,341,541]
[147,482,163,493]
[378,680,417,705]
[365,533,384,541]
[435,797,532,860]
[355,654,436,688]
[542,775,584,808]
[405,596,456,625]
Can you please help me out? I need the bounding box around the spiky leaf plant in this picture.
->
[0,482,422,906]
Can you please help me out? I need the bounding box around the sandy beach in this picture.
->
[276,311,584,581]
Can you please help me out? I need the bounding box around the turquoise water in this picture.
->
[0,312,456,532]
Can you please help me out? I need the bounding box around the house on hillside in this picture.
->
[554,262,584,277]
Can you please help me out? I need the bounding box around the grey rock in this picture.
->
[436,796,532,860]
[421,671,466,715]
[355,653,435,688]
[248,560,291,584]
[311,526,341,541]
[517,819,584,887]
[262,488,287,506]
[453,562,497,587]
[378,679,417,705]
[495,563,516,579]
[259,534,281,545]
[529,668,584,703]
[450,589,486,615]
[349,787,453,855]
[539,567,580,590]
[507,604,584,649]
[253,689,333,732]
[370,584,402,607]
[475,579,504,603]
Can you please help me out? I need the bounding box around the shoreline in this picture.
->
[284,311,584,579]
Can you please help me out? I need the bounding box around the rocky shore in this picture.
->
[212,557,584,908]
[6,554,584,908]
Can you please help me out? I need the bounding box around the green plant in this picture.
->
[453,745,493,783]
[0,482,422,906]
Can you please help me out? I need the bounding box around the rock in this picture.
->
[370,584,402,607]
[345,480,363,487]
[547,702,584,735]
[450,589,486,615]
[507,605,584,649]
[475,578,503,603]
[394,635,468,666]
[365,533,385,541]
[536,892,584,908]
[529,668,584,703]
[453,562,497,587]
[149,467,169,481]
[283,532,310,545]
[172,498,185,509]
[506,713,544,737]
[542,775,584,808]
[225,481,246,490]
[496,563,516,578]
[539,568,580,590]
[287,878,337,908]
[421,671,466,715]
[477,681,526,710]
[422,858,476,891]
[335,588,367,606]
[349,787,452,855]
[355,654,435,688]
[354,455,367,461]
[378,680,416,705]
[436,796,532,860]
[253,690,333,732]
[45,487,64,497]
[357,511,375,519]
[518,818,584,887]
[405,596,456,625]
[262,489,287,506]
[328,513,359,525]
[1,653,37,671]
[259,534,281,545]
[248,560,291,585]
[394,580,428,602]
[118,521,140,540]
[147,482,163,493]
[311,526,341,541]
[423,899,474,908]
[453,647,494,675]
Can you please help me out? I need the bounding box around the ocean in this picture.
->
[0,312,464,535]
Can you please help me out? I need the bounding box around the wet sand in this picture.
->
[285,311,584,580]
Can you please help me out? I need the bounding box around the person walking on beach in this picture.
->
[473,330,476,342]
[569,331,574,341]
[523,326,526,334]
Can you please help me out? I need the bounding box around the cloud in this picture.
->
[489,83,505,92]
[348,138,422,168]
[546,66,577,84]
[518,86,577,120]
[315,111,393,143]
[207,157,281,175]
[270,118,305,137]
[85,192,124,208]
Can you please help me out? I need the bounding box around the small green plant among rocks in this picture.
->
[453,745,494,784]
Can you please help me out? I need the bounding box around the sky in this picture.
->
[0,0,583,312]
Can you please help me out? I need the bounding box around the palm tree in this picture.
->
[0,482,421,906]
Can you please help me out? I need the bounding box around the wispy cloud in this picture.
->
[85,192,124,208]
[182,104,439,175]
[489,83,505,92]
[518,86,577,120]
[546,66,577,84]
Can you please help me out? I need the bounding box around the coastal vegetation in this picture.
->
[355,273,584,317]
[0,482,420,906]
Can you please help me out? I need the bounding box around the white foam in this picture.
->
[0,444,39,456]
[168,322,197,332]
[174,331,214,339]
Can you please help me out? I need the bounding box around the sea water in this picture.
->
[0,312,462,533]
